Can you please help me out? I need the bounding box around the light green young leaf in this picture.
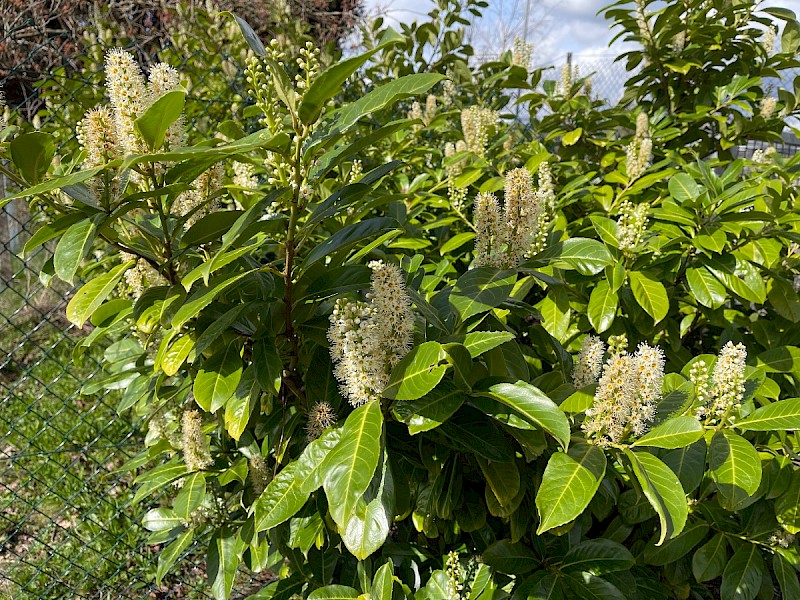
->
[66,261,134,326]
[383,341,447,401]
[629,271,669,323]
[54,219,96,284]
[488,381,570,450]
[320,400,383,528]
[536,443,606,533]
[735,398,800,430]
[632,416,704,449]
[134,90,186,150]
[625,450,688,545]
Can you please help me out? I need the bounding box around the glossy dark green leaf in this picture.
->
[156,528,195,584]
[449,267,517,321]
[643,521,709,566]
[692,533,728,583]
[207,532,240,600]
[561,539,634,575]
[588,280,618,333]
[629,271,669,323]
[632,416,704,449]
[391,380,466,434]
[482,540,539,575]
[709,431,761,510]
[720,544,764,600]
[10,131,55,184]
[193,342,242,412]
[54,219,96,284]
[135,90,185,150]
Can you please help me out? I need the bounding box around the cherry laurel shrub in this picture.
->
[6,0,800,598]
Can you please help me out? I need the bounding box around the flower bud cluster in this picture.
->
[559,63,574,97]
[769,530,795,549]
[512,38,533,69]
[531,162,556,254]
[328,261,415,407]
[473,167,548,268]
[673,31,686,52]
[690,360,711,419]
[445,141,469,212]
[182,410,213,472]
[0,90,6,129]
[120,251,167,299]
[760,95,777,119]
[173,164,223,227]
[617,199,649,255]
[636,0,651,43]
[573,335,606,388]
[626,112,652,180]
[460,107,497,157]
[763,27,776,55]
[442,77,457,107]
[105,49,148,155]
[249,454,270,496]
[582,341,665,444]
[232,161,258,191]
[694,342,747,424]
[349,160,363,183]
[445,552,465,600]
[294,42,321,96]
[306,401,337,441]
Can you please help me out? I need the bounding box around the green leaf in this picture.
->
[661,440,707,494]
[207,532,239,600]
[142,508,182,531]
[173,473,206,523]
[669,173,701,203]
[756,346,800,373]
[693,533,728,583]
[561,539,635,575]
[383,341,447,401]
[564,573,626,600]
[252,337,282,396]
[321,400,383,528]
[133,462,188,504]
[686,267,726,309]
[709,431,762,510]
[298,28,402,125]
[156,528,195,584]
[624,450,688,545]
[775,470,800,534]
[440,232,475,255]
[302,217,397,269]
[10,132,55,184]
[643,521,709,566]
[536,443,606,533]
[783,18,800,54]
[773,554,800,599]
[224,367,257,441]
[341,452,393,560]
[66,261,134,326]
[54,219,96,284]
[629,271,669,323]
[193,342,242,412]
[371,559,394,600]
[720,544,764,600]
[391,380,466,434]
[460,331,516,358]
[587,280,617,333]
[254,461,308,531]
[477,457,519,507]
[562,128,582,146]
[632,416,704,449]
[529,238,613,275]
[134,90,186,150]
[481,540,539,575]
[449,267,517,321]
[488,381,570,450]
[172,270,256,329]
[307,586,361,600]
[736,398,800,430]
[332,73,446,132]
[161,334,195,376]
